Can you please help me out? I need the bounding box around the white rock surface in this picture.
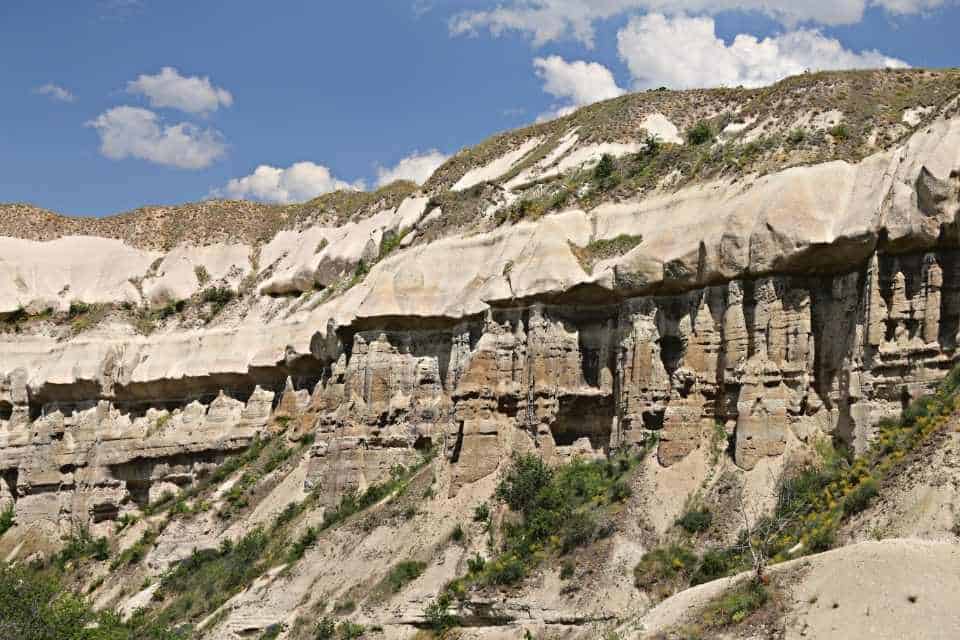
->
[452,137,543,191]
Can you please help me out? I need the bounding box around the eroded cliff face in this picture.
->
[3,247,955,538]
[2,73,960,546]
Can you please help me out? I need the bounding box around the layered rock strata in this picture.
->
[2,95,960,536]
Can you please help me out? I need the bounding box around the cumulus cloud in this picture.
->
[33,83,75,102]
[874,0,948,12]
[535,56,624,105]
[617,14,909,90]
[215,162,364,204]
[451,0,945,46]
[376,150,449,187]
[87,106,226,169]
[127,67,233,115]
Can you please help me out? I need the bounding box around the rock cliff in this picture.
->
[2,69,960,639]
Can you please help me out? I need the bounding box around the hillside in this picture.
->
[2,68,960,640]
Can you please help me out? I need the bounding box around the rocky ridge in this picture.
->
[2,69,960,639]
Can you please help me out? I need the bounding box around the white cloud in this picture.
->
[616,14,908,90]
[87,106,226,169]
[451,0,946,46]
[215,162,364,204]
[874,0,947,12]
[376,150,449,187]
[534,56,624,105]
[34,83,75,102]
[127,67,233,115]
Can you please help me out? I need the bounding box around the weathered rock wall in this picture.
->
[3,244,960,533]
[3,102,960,539]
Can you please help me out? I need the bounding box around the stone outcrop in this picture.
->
[2,76,960,538]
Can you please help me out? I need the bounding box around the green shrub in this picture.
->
[0,563,181,639]
[473,502,490,523]
[609,479,632,502]
[686,121,715,145]
[634,544,697,589]
[200,287,236,316]
[387,560,426,592]
[677,507,713,534]
[259,623,285,640]
[0,504,14,537]
[829,124,850,140]
[154,528,269,624]
[54,526,110,568]
[272,501,304,529]
[495,454,553,515]
[450,523,465,543]
[68,301,93,318]
[337,622,365,639]
[593,153,615,181]
[702,579,768,627]
[691,547,742,585]
[843,478,879,516]
[157,299,186,320]
[787,128,806,145]
[193,265,210,285]
[424,593,460,633]
[379,230,409,259]
[286,526,318,563]
[484,553,527,585]
[111,528,158,569]
[478,453,639,585]
[560,561,575,580]
[314,617,336,639]
[560,509,598,553]
[467,553,486,574]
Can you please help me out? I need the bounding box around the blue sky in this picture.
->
[1,1,958,216]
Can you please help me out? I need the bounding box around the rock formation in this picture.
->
[1,68,959,541]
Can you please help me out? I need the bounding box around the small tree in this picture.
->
[593,153,616,181]
[686,121,715,146]
[734,472,810,581]
[494,454,552,515]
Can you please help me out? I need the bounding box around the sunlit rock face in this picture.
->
[3,85,960,536]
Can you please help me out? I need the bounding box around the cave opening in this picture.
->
[659,335,686,378]
[550,394,614,450]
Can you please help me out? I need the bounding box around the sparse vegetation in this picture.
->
[829,123,851,141]
[149,529,269,626]
[677,506,713,534]
[321,449,435,531]
[200,286,236,317]
[68,301,108,334]
[53,526,110,569]
[424,593,460,633]
[570,234,643,274]
[593,152,617,184]
[701,578,770,627]
[0,563,182,640]
[471,452,638,586]
[110,527,158,569]
[379,229,409,259]
[0,504,14,537]
[286,526,318,562]
[637,364,960,602]
[787,128,807,145]
[473,502,490,524]
[634,543,699,599]
[686,121,715,146]
[194,265,210,285]
[386,560,426,592]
